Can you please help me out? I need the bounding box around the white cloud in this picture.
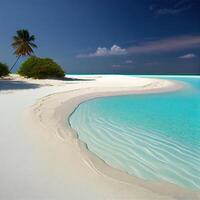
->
[150,0,195,15]
[77,35,200,58]
[155,7,190,15]
[179,53,196,59]
[112,65,121,68]
[77,45,127,58]
[127,36,200,54]
[125,60,133,64]
[110,45,127,55]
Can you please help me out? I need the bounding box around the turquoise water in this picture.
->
[69,76,200,190]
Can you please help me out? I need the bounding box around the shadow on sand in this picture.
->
[0,80,41,91]
[60,77,95,81]
[0,77,95,91]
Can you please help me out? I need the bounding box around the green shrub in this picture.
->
[18,56,65,79]
[0,62,9,77]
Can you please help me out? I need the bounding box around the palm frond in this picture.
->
[12,29,37,56]
[29,35,35,41]
[29,42,37,48]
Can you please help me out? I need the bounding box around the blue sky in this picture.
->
[0,0,200,74]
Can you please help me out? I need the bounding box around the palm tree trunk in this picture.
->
[9,55,21,72]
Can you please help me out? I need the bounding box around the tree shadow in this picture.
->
[58,77,95,81]
[0,80,41,91]
[0,76,95,91]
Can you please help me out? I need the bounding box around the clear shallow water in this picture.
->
[69,76,200,190]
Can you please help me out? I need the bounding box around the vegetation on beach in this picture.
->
[0,29,65,78]
[0,63,9,77]
[10,29,37,72]
[18,56,65,79]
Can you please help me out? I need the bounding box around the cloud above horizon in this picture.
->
[125,60,133,64]
[179,53,196,59]
[112,64,122,68]
[149,0,196,15]
[77,45,127,58]
[78,35,200,58]
[127,35,200,54]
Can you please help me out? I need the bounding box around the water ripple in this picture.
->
[70,94,200,190]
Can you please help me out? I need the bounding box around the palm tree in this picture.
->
[10,29,37,72]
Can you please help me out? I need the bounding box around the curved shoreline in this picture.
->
[30,77,199,200]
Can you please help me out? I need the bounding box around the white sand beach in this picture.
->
[0,74,199,200]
